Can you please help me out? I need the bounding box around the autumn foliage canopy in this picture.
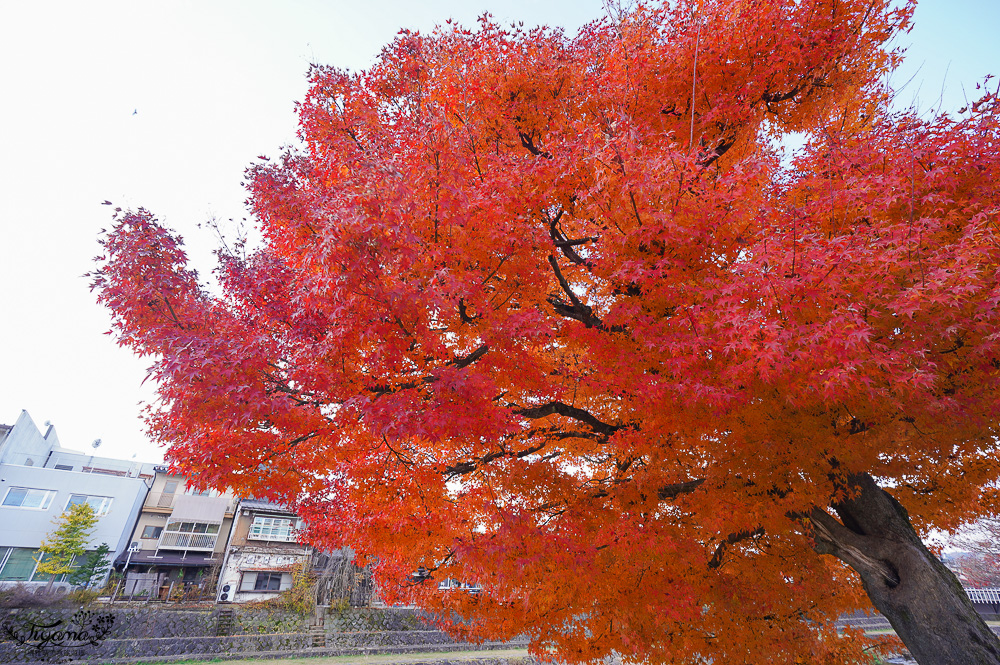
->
[93,0,1000,662]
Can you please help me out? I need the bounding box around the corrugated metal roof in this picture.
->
[169,494,230,523]
[239,498,296,514]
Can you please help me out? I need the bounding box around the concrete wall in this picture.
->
[0,411,60,466]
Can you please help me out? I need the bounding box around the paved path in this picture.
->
[146,649,533,665]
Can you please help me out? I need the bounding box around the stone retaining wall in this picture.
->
[0,607,308,639]
[326,607,430,633]
[0,607,525,664]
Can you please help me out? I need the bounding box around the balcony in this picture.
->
[158,532,219,551]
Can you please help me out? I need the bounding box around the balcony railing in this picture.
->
[158,532,218,550]
[4,453,147,478]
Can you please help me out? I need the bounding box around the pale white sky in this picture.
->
[0,0,996,464]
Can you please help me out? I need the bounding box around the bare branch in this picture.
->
[161,297,186,330]
[458,299,480,324]
[547,255,613,330]
[452,344,490,368]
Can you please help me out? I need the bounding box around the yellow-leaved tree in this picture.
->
[35,502,98,590]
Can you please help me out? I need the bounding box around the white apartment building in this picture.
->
[0,410,154,589]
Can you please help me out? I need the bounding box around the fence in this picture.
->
[107,579,217,604]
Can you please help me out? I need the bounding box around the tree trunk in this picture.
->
[811,473,1000,665]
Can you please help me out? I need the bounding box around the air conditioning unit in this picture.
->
[219,592,229,601]
[222,584,231,593]
[128,542,140,553]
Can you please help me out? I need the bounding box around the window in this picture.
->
[53,464,73,471]
[66,494,113,516]
[254,572,283,591]
[163,481,178,494]
[248,516,298,542]
[239,571,292,592]
[2,487,55,510]
[0,548,40,581]
[164,522,220,534]
[141,526,163,539]
[30,552,82,583]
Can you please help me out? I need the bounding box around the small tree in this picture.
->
[35,503,98,590]
[68,542,112,589]
[951,518,1000,588]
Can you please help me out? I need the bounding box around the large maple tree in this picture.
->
[92,0,1000,662]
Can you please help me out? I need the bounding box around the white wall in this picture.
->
[0,465,148,556]
[0,410,60,466]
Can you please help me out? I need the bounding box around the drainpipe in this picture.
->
[215,499,242,602]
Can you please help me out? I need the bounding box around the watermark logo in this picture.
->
[1,609,114,655]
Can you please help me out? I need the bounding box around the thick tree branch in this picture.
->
[809,506,900,587]
[708,526,765,569]
[452,344,490,368]
[546,209,592,266]
[548,254,589,311]
[515,401,620,437]
[657,478,706,500]
[547,255,623,331]
[368,344,490,395]
[696,137,736,167]
[444,441,547,478]
[519,131,553,159]
[458,299,480,324]
[554,237,598,248]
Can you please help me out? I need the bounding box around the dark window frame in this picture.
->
[253,572,283,591]
[141,525,163,539]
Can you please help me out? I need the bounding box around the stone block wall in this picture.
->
[325,606,431,633]
[0,606,524,664]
